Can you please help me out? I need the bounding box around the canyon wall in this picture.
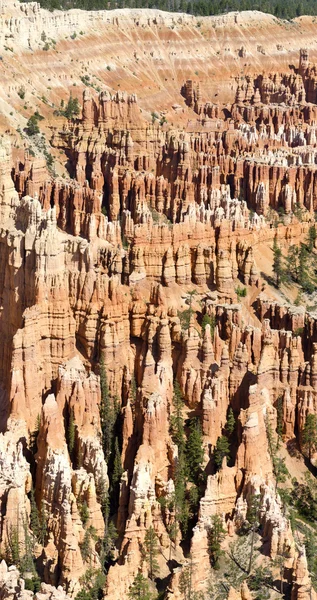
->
[0,1,317,599]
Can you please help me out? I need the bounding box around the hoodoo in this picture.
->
[0,0,317,598]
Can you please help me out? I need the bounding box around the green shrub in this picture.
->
[235,285,247,297]
[294,327,303,336]
[17,86,25,99]
[201,313,215,337]
[24,577,41,593]
[26,115,40,136]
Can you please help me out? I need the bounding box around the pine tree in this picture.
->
[26,115,40,136]
[272,552,286,594]
[298,243,310,289]
[170,381,189,538]
[246,493,261,574]
[6,524,20,566]
[214,436,230,469]
[99,357,115,462]
[79,528,91,563]
[128,572,152,600]
[179,558,193,600]
[307,225,317,252]
[79,501,89,527]
[225,408,235,436]
[30,414,41,455]
[97,477,118,567]
[178,288,198,333]
[304,530,317,589]
[29,487,40,541]
[144,527,159,580]
[179,555,204,599]
[97,476,109,523]
[302,413,317,460]
[171,381,185,450]
[130,374,137,419]
[110,437,123,514]
[208,515,226,569]
[186,289,197,312]
[201,313,215,337]
[185,418,204,485]
[39,500,48,546]
[63,95,81,119]
[100,519,118,568]
[174,447,189,537]
[265,416,289,488]
[112,438,123,486]
[272,237,284,288]
[276,395,284,441]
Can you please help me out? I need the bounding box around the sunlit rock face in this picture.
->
[0,2,317,597]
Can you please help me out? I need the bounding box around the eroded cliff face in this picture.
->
[1,1,317,599]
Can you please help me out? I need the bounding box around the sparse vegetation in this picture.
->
[201,313,215,337]
[235,285,247,297]
[17,86,25,99]
[25,112,43,136]
[54,95,81,119]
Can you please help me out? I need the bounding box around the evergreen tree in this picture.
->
[276,395,284,441]
[80,528,91,563]
[144,526,159,581]
[186,289,197,312]
[76,569,106,600]
[28,0,317,20]
[201,313,215,337]
[170,381,190,538]
[110,437,123,514]
[112,437,123,487]
[298,243,310,290]
[304,530,317,589]
[128,573,152,600]
[265,416,289,488]
[302,413,317,460]
[63,95,81,119]
[174,447,189,537]
[30,414,40,455]
[170,381,185,449]
[130,374,137,419]
[208,515,226,569]
[214,435,230,469]
[179,558,193,600]
[99,357,115,462]
[272,552,286,594]
[246,493,261,574]
[26,115,40,136]
[97,477,118,568]
[185,417,204,485]
[286,242,314,293]
[272,237,284,288]
[79,501,89,527]
[5,524,20,566]
[179,555,204,600]
[100,519,118,568]
[286,244,300,283]
[307,225,317,252]
[225,408,235,436]
[29,487,40,541]
[39,500,48,546]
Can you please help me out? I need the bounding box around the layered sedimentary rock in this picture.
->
[0,1,317,599]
